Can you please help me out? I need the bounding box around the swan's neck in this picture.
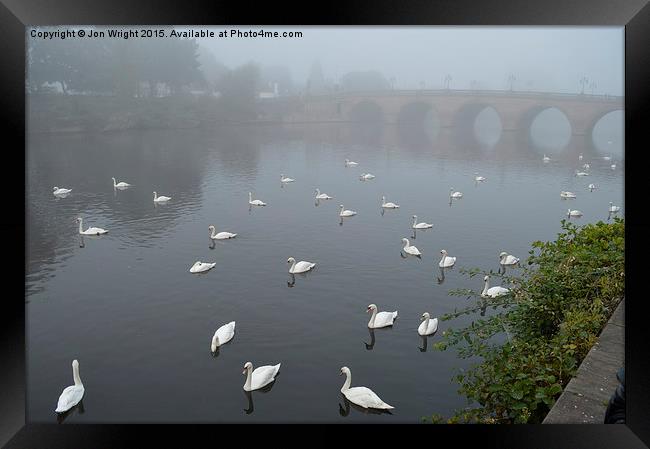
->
[403,240,409,249]
[153,192,157,200]
[73,363,82,386]
[482,278,490,296]
[413,216,417,226]
[209,227,217,238]
[439,254,446,264]
[112,178,117,187]
[212,334,219,350]
[316,189,320,195]
[368,309,377,327]
[78,219,83,234]
[341,371,351,393]
[289,259,297,272]
[423,316,430,330]
[244,367,253,390]
[249,193,252,201]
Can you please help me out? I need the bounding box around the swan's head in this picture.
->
[208,225,214,230]
[421,312,430,321]
[211,332,219,352]
[287,257,296,264]
[242,361,252,374]
[402,238,409,245]
[484,275,490,281]
[111,177,116,181]
[72,359,79,369]
[76,217,82,222]
[53,187,58,191]
[153,191,157,195]
[412,215,417,219]
[499,252,508,258]
[367,304,377,313]
[339,204,344,209]
[440,249,447,255]
[340,366,350,376]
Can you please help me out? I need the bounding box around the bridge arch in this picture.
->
[347,100,384,123]
[518,105,573,153]
[590,109,624,157]
[396,101,441,145]
[452,103,503,148]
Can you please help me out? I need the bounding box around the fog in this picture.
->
[192,26,623,95]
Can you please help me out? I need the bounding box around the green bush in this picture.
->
[426,218,624,424]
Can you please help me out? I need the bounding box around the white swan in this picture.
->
[242,361,281,391]
[474,172,486,182]
[339,366,394,410]
[211,321,236,352]
[189,261,216,273]
[280,174,295,183]
[339,205,357,217]
[412,215,433,229]
[401,238,421,256]
[53,187,72,195]
[438,249,456,268]
[575,170,589,177]
[55,359,84,413]
[567,209,583,217]
[449,188,463,199]
[588,183,596,191]
[248,192,266,206]
[608,202,621,213]
[543,154,550,162]
[77,217,108,235]
[418,312,439,336]
[611,162,617,170]
[481,275,510,298]
[578,153,583,161]
[499,252,520,265]
[603,155,612,161]
[345,159,359,167]
[367,304,398,329]
[111,177,131,188]
[315,188,332,200]
[209,225,236,240]
[381,196,400,209]
[359,173,375,181]
[287,257,316,274]
[153,191,171,203]
[560,191,577,199]
[582,163,590,170]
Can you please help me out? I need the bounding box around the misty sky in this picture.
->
[192,26,623,95]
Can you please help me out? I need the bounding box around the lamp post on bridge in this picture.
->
[590,81,597,95]
[508,74,516,92]
[579,76,589,95]
[444,74,452,91]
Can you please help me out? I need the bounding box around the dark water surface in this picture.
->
[27,124,623,422]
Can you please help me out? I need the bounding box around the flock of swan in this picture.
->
[52,151,621,416]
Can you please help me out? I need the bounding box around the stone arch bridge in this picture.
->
[261,90,623,139]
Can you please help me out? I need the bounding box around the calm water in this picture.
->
[27,124,623,422]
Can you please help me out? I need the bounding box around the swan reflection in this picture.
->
[364,328,376,350]
[338,395,393,417]
[56,399,85,424]
[436,266,447,284]
[242,379,278,415]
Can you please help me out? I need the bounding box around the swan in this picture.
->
[248,192,266,206]
[582,163,590,170]
[189,261,216,273]
[611,162,617,170]
[588,183,596,191]
[367,304,398,329]
[449,188,463,199]
[208,225,237,240]
[608,202,621,213]
[543,154,550,162]
[77,217,108,235]
[412,215,433,229]
[499,252,520,265]
[339,205,357,217]
[578,153,583,161]
[418,312,439,336]
[481,275,510,298]
[438,249,456,268]
[53,187,72,195]
[401,238,421,256]
[315,189,332,200]
[474,172,486,182]
[560,191,577,199]
[287,257,316,274]
[211,321,236,352]
[339,366,394,410]
[111,177,130,188]
[381,196,400,209]
[359,173,375,181]
[575,170,589,177]
[567,209,583,217]
[345,159,359,167]
[55,359,84,413]
[153,191,171,203]
[242,361,281,391]
[603,155,612,161]
[280,174,295,183]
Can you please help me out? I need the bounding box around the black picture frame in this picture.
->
[2,0,649,447]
